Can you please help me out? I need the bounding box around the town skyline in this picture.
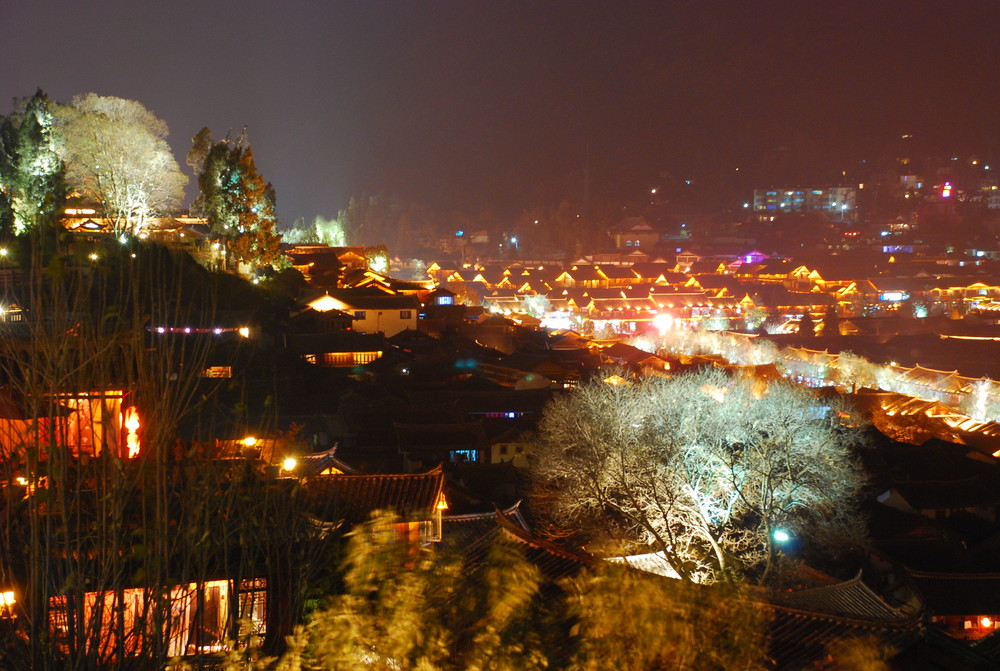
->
[4,1,1000,225]
[6,3,1000,667]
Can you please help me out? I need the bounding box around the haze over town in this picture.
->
[4,2,1000,669]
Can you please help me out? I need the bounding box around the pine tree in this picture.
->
[799,310,816,336]
[822,305,841,336]
[190,130,280,272]
[0,90,65,237]
[227,148,280,269]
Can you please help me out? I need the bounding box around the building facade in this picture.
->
[753,187,857,222]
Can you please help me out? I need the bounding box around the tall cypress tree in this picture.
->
[190,129,280,272]
[0,90,65,238]
[799,310,816,337]
[822,305,841,336]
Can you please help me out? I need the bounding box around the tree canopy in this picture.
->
[243,514,770,671]
[0,89,66,237]
[189,128,281,271]
[531,368,867,583]
[53,93,186,235]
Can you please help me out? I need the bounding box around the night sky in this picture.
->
[3,0,1000,225]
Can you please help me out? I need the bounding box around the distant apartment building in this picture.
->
[987,190,1000,210]
[753,186,857,223]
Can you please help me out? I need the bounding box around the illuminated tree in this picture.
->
[962,378,1000,422]
[531,368,867,583]
[252,514,769,671]
[53,94,186,235]
[313,214,348,246]
[565,566,768,671]
[364,243,390,274]
[303,514,551,671]
[189,128,281,271]
[741,306,769,332]
[520,294,552,318]
[0,90,66,236]
[835,351,880,393]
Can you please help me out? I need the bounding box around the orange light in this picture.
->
[124,407,141,458]
[0,590,14,616]
[436,493,449,511]
[981,616,993,628]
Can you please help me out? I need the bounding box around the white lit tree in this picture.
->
[835,351,881,393]
[53,94,186,235]
[0,90,66,236]
[531,368,867,583]
[314,214,348,246]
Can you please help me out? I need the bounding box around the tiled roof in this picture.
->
[297,444,357,476]
[302,465,444,524]
[484,509,596,580]
[324,289,421,310]
[597,265,639,280]
[745,286,835,307]
[971,629,1000,663]
[765,573,907,620]
[441,502,530,552]
[283,332,385,355]
[690,274,745,290]
[763,600,920,670]
[629,262,678,279]
[748,572,920,669]
[909,570,1000,616]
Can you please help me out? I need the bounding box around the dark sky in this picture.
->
[3,0,1000,224]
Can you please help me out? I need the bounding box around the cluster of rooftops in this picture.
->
[426,251,1000,328]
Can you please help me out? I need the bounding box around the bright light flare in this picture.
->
[653,313,673,335]
[436,492,449,510]
[282,457,297,472]
[124,407,141,458]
